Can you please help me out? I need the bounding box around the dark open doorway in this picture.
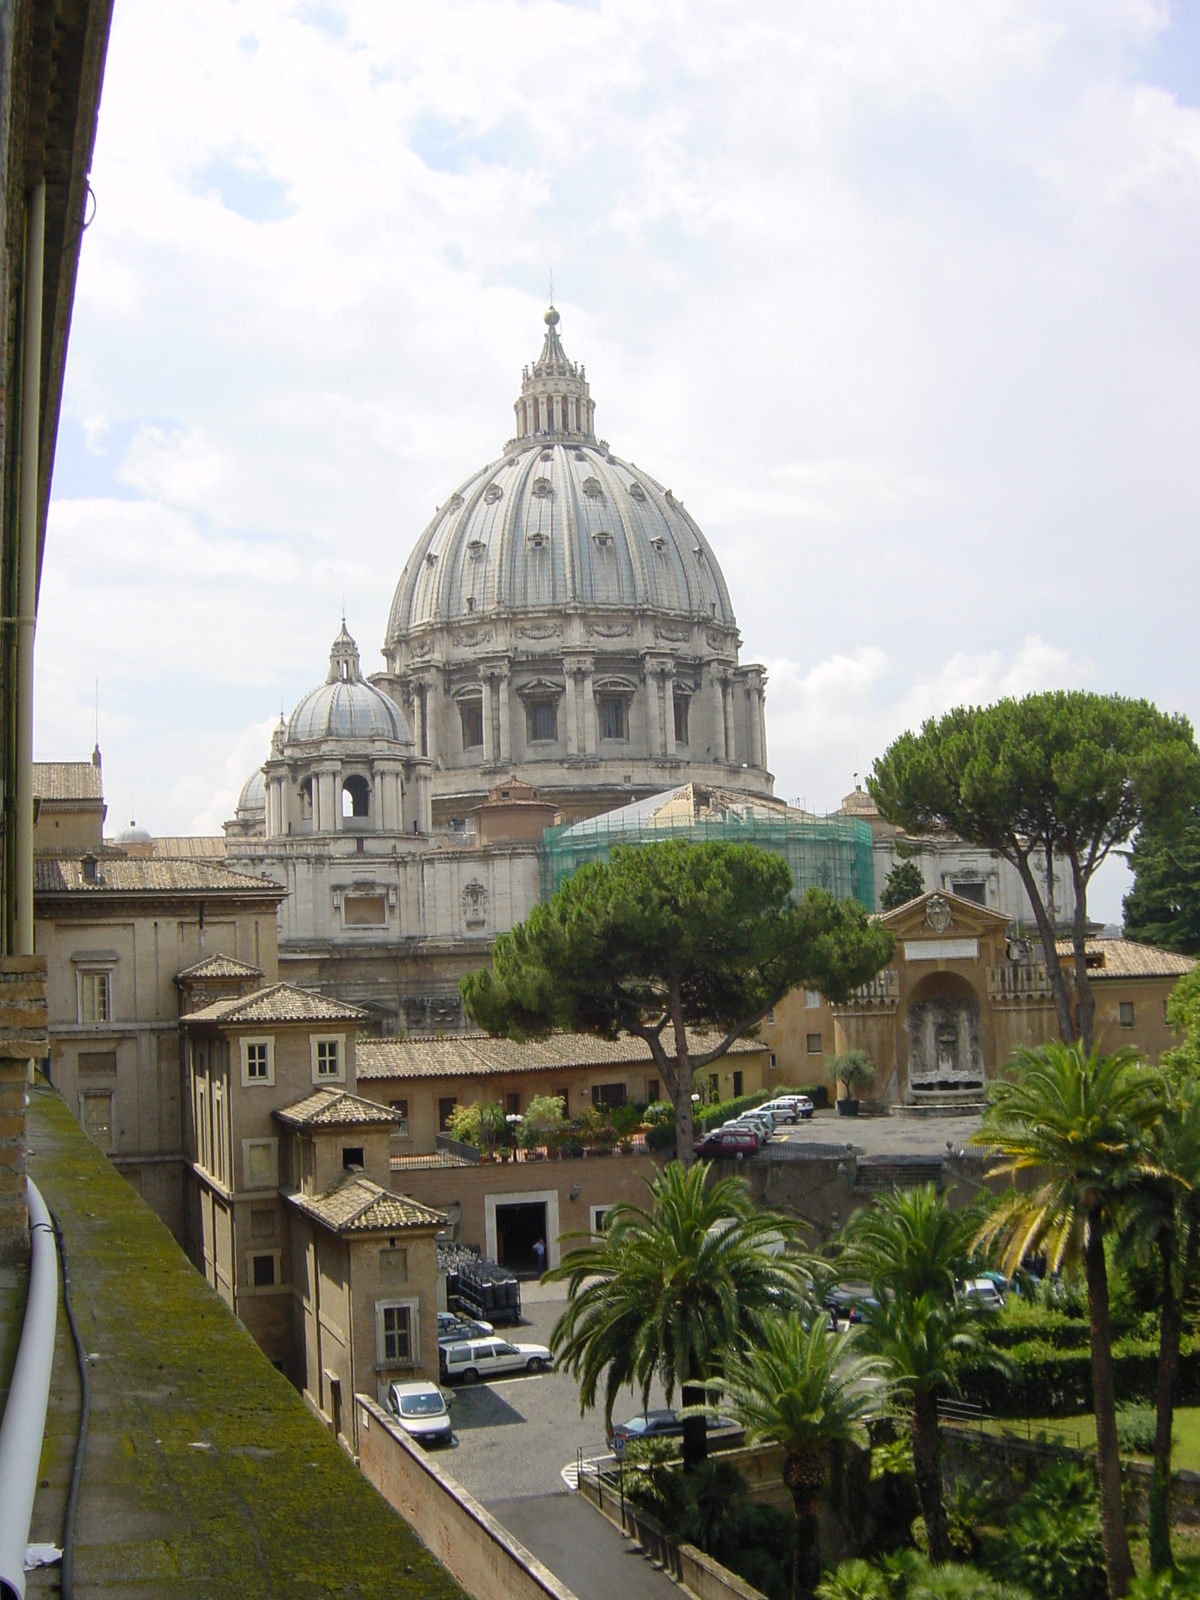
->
[495,1200,548,1275]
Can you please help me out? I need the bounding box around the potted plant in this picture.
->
[827,1050,875,1116]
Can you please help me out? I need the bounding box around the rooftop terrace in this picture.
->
[15,1078,467,1600]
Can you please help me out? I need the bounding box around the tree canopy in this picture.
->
[869,691,1199,1049]
[880,859,925,912]
[461,838,894,1159]
[1123,802,1200,957]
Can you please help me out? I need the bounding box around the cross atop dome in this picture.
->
[326,620,362,684]
[513,303,595,443]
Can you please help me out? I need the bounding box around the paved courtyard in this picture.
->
[775,1106,983,1157]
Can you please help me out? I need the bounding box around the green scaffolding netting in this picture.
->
[539,805,876,909]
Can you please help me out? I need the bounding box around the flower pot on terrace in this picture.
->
[837,1098,860,1117]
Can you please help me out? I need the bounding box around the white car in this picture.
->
[386,1379,453,1445]
[762,1099,800,1124]
[440,1335,553,1383]
[735,1111,775,1138]
[961,1278,1005,1311]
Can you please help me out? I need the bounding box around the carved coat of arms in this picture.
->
[925,895,953,934]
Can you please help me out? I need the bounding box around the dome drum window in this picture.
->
[595,678,636,744]
[628,482,647,502]
[468,538,486,558]
[531,479,554,499]
[673,693,690,747]
[527,532,548,551]
[516,678,564,747]
[483,483,503,504]
[650,536,667,554]
[458,694,484,751]
[582,477,604,499]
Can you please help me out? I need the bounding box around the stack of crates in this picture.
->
[457,1259,522,1325]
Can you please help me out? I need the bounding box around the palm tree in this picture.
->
[1117,1060,1200,1571]
[719,1315,883,1600]
[546,1159,803,1468]
[836,1185,989,1564]
[974,1041,1162,1600]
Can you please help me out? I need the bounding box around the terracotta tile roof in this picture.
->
[1055,937,1196,981]
[356,1028,767,1081]
[286,1171,444,1233]
[176,953,264,982]
[34,857,284,897]
[33,761,103,803]
[151,836,227,859]
[182,982,366,1026]
[274,1088,399,1128]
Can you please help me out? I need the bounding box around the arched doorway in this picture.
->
[904,970,985,1094]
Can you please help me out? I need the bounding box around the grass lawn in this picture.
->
[983,1407,1200,1473]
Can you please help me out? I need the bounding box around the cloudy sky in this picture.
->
[37,0,1200,922]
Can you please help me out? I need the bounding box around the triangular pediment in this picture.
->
[879,889,1011,939]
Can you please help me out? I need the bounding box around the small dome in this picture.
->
[287,623,410,745]
[118,820,152,845]
[237,767,266,815]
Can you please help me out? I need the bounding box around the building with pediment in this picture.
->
[763,888,1194,1108]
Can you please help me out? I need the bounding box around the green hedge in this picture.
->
[980,1314,1090,1352]
[959,1336,1197,1417]
[695,1089,771,1133]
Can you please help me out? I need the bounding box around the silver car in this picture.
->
[387,1379,453,1445]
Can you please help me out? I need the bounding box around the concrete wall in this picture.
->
[356,1393,580,1600]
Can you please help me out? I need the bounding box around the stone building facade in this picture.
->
[763,889,1195,1106]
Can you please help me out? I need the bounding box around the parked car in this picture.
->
[823,1286,880,1326]
[762,1098,800,1124]
[792,1095,815,1120]
[694,1128,758,1160]
[386,1380,453,1446]
[961,1277,1005,1311]
[732,1114,774,1142]
[736,1108,776,1134]
[607,1408,743,1459]
[438,1311,493,1342]
[440,1336,553,1383]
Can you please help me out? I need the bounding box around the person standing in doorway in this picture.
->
[532,1237,546,1275]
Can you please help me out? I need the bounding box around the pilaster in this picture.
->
[0,957,48,1264]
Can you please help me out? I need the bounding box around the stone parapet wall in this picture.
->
[0,956,48,1262]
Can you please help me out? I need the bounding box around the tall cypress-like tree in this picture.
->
[1123,803,1200,956]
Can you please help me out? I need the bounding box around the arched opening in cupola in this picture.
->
[342,774,370,819]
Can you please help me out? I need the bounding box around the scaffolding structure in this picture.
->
[539,791,876,909]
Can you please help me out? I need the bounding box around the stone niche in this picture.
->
[905,990,984,1093]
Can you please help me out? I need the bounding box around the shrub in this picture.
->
[819,1553,1033,1600]
[817,1561,892,1600]
[1115,1402,1162,1455]
[646,1120,677,1151]
[827,1050,876,1097]
[984,1460,1106,1600]
[958,1334,1200,1416]
[1128,1565,1200,1599]
[694,1089,771,1133]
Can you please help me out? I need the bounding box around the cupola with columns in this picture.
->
[511,304,596,444]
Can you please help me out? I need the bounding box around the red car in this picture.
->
[693,1129,757,1160]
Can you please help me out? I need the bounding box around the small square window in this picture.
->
[804,989,822,1010]
[806,1033,824,1054]
[242,1036,274,1086]
[310,1035,345,1083]
[253,1253,276,1288]
[1119,1002,1135,1029]
[342,1145,364,1170]
[244,1139,277,1188]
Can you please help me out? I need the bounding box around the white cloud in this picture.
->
[35,0,1200,860]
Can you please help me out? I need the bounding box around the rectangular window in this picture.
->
[253,1253,276,1288]
[804,989,822,1010]
[77,1051,117,1076]
[673,694,689,746]
[80,1091,113,1150]
[390,1098,409,1135]
[598,696,627,741]
[343,894,387,927]
[590,1206,613,1238]
[770,1052,777,1069]
[806,1033,824,1054]
[241,1036,274,1086]
[528,699,557,743]
[377,1300,417,1365]
[310,1035,345,1084]
[79,970,111,1025]
[952,881,987,905]
[555,1087,569,1116]
[342,1145,365,1170]
[592,1081,627,1109]
[646,1079,659,1105]
[1119,1002,1135,1029]
[214,1084,227,1184]
[506,1092,520,1116]
[733,1070,744,1098]
[460,698,484,749]
[438,1097,457,1133]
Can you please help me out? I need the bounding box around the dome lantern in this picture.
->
[513,302,595,442]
